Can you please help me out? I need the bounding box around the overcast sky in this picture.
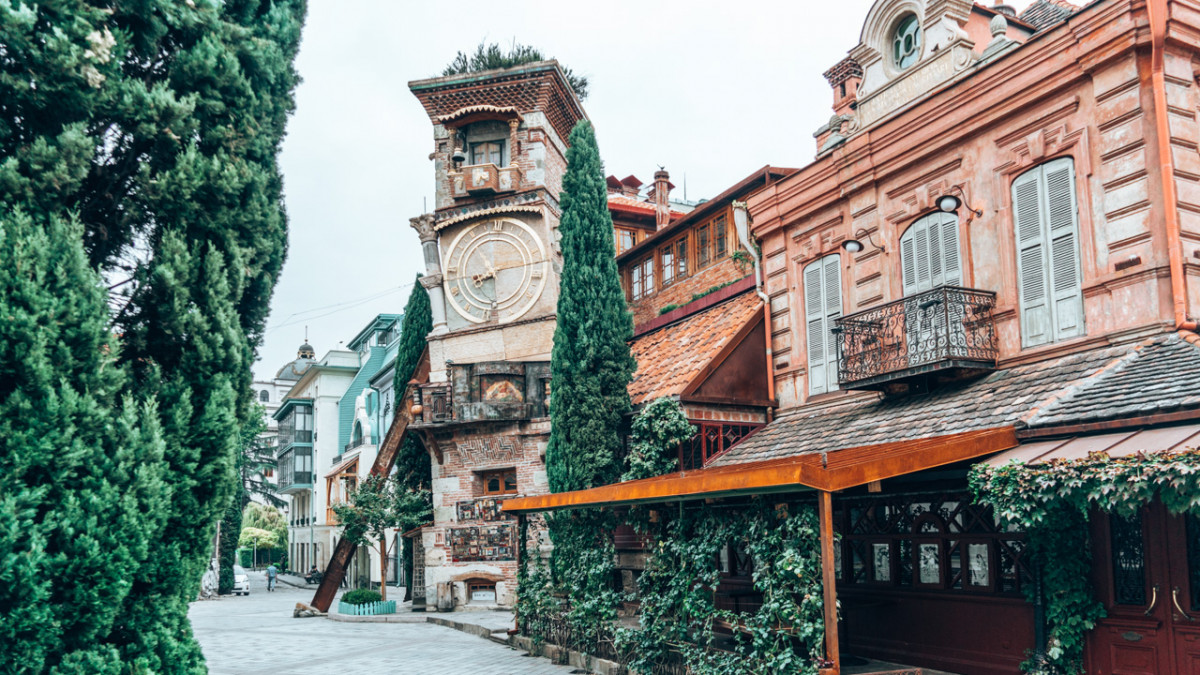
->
[257,0,1042,381]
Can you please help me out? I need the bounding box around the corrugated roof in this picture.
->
[628,291,762,405]
[709,331,1200,468]
[983,423,1200,466]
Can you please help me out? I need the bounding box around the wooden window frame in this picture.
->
[660,234,689,288]
[713,213,729,260]
[696,222,712,269]
[630,255,655,300]
[481,469,517,496]
[616,227,637,255]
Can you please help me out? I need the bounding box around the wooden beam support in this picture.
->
[818,490,841,675]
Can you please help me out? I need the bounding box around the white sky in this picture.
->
[258,0,1041,380]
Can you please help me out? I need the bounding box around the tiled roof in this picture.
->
[710,331,1200,467]
[628,291,762,405]
[1018,0,1078,32]
[607,194,685,219]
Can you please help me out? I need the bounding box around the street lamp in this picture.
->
[840,228,887,254]
[935,184,983,222]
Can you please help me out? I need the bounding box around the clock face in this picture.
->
[442,218,548,324]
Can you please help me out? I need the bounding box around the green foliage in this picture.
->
[239,408,283,508]
[616,502,826,675]
[238,527,280,551]
[0,0,306,669]
[331,474,432,595]
[546,121,637,493]
[731,250,755,274]
[0,211,168,674]
[691,280,740,303]
[968,450,1200,674]
[243,503,288,548]
[623,398,695,481]
[658,303,682,316]
[392,278,434,597]
[443,40,589,99]
[519,502,827,674]
[342,588,383,605]
[218,501,242,595]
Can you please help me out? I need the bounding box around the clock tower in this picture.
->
[403,60,587,611]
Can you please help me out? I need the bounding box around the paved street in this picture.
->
[189,572,577,675]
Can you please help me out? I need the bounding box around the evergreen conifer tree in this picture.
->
[0,2,305,669]
[0,212,168,673]
[545,121,637,492]
[393,277,433,596]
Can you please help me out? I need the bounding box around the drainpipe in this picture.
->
[732,200,776,407]
[1148,0,1198,331]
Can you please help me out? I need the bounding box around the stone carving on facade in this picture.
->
[410,213,438,243]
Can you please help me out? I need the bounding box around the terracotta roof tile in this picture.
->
[710,332,1200,467]
[607,194,685,219]
[628,291,762,405]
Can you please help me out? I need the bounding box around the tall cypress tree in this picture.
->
[0,212,167,673]
[393,276,433,596]
[546,120,637,493]
[0,1,305,669]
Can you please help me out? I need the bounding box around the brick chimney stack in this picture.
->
[652,169,671,231]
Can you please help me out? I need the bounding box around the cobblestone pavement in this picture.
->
[189,572,577,675]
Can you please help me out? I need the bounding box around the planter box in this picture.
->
[337,599,397,616]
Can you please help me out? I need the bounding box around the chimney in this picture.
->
[652,169,671,230]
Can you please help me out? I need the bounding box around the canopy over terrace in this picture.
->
[502,427,1018,675]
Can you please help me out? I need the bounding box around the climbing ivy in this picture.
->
[970,448,1200,674]
[520,499,828,674]
[622,397,695,481]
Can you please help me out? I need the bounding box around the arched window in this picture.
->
[1012,158,1084,347]
[259,390,270,403]
[900,211,961,295]
[804,254,843,396]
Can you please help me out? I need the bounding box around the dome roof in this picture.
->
[276,343,317,381]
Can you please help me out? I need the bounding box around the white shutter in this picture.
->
[1013,168,1050,347]
[805,261,827,395]
[900,213,962,294]
[823,254,843,393]
[1044,158,1084,341]
[805,255,843,396]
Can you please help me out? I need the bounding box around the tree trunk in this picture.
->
[379,537,388,601]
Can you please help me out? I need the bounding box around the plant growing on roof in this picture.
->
[443,40,589,99]
[623,397,696,481]
[545,120,638,494]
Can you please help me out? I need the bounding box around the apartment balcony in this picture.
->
[833,285,998,392]
[449,163,520,198]
[277,471,313,494]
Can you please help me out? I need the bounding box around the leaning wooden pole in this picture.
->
[310,348,431,612]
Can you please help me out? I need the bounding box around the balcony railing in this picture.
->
[449,163,520,198]
[834,285,998,391]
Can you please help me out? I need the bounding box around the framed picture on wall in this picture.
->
[963,540,996,592]
[871,542,892,583]
[914,541,944,589]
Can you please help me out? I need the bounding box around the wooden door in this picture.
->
[1088,504,1200,674]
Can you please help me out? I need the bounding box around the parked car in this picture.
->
[233,565,250,595]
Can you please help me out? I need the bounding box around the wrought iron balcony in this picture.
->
[833,285,998,391]
[448,163,519,198]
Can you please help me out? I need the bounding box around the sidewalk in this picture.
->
[275,573,317,590]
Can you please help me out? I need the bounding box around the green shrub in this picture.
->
[342,589,382,605]
[658,303,682,316]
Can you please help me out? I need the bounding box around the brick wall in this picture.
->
[422,419,550,608]
[628,256,750,327]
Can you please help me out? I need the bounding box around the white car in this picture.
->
[232,565,250,595]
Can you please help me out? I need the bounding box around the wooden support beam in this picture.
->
[818,490,841,675]
[310,348,430,613]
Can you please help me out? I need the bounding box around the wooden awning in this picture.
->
[502,427,1017,513]
[324,454,359,479]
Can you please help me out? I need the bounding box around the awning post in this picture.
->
[818,490,841,675]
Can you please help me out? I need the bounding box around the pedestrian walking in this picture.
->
[266,563,278,592]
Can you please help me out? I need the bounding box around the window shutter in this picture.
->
[1044,158,1084,341]
[901,234,917,296]
[1013,169,1050,346]
[940,212,962,285]
[901,213,961,294]
[805,261,827,395]
[822,254,843,393]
